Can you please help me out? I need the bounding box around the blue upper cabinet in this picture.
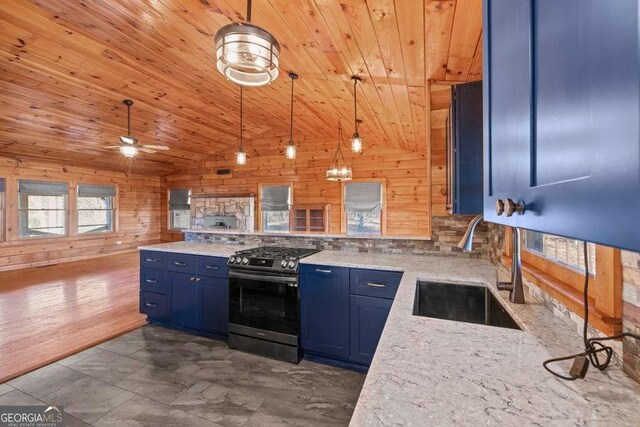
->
[484,0,640,251]
[451,81,483,214]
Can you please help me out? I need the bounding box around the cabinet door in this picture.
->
[453,81,483,215]
[483,0,531,226]
[300,264,349,359]
[169,272,198,330]
[520,0,639,251]
[349,295,392,365]
[198,276,228,335]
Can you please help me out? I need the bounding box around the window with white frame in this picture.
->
[261,185,291,232]
[77,184,116,234]
[344,182,383,235]
[0,178,5,242]
[524,230,596,275]
[18,180,68,237]
[169,188,191,230]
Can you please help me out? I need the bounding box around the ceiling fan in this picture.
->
[106,99,169,158]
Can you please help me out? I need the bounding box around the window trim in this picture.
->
[76,183,118,235]
[17,178,70,240]
[340,178,387,236]
[257,183,293,232]
[503,227,622,335]
[167,188,192,231]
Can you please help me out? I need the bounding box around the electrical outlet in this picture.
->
[116,240,122,245]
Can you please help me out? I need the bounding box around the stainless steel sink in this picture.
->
[413,281,521,330]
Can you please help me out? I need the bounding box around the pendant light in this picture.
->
[214,0,280,87]
[350,76,363,153]
[285,72,298,160]
[326,121,352,181]
[120,100,138,158]
[236,86,247,165]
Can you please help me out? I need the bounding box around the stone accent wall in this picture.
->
[185,215,487,257]
[622,250,640,383]
[487,224,640,383]
[190,196,255,232]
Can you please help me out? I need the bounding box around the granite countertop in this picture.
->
[300,251,640,426]
[138,241,253,257]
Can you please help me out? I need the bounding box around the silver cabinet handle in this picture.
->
[315,269,332,274]
[195,277,202,283]
[145,279,158,284]
[189,276,196,282]
[174,261,187,266]
[205,265,219,270]
[145,302,158,308]
[366,283,386,288]
[145,258,158,262]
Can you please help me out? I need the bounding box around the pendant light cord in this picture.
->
[239,86,244,150]
[246,0,252,22]
[353,77,358,133]
[289,75,294,141]
[127,103,131,136]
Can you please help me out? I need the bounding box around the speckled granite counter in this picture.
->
[300,251,640,426]
[138,241,253,257]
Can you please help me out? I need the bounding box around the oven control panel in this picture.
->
[227,256,298,270]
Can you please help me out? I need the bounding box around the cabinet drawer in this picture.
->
[167,253,198,274]
[140,291,169,321]
[140,251,166,270]
[197,256,229,278]
[350,268,402,299]
[140,268,167,294]
[301,264,349,281]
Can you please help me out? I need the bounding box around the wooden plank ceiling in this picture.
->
[0,0,482,174]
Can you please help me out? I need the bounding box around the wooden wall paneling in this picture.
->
[0,156,162,271]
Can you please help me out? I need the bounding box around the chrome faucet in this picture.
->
[457,215,525,304]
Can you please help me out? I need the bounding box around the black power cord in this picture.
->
[543,242,640,381]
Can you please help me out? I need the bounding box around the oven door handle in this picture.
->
[229,271,298,284]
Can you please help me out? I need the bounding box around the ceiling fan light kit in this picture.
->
[111,99,169,158]
[214,0,280,87]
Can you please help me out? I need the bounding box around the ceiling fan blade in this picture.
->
[104,146,121,149]
[139,148,157,154]
[142,144,169,150]
[120,135,138,144]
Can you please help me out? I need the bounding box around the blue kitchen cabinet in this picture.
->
[169,272,198,330]
[349,295,392,365]
[300,264,350,360]
[484,0,640,251]
[451,81,483,214]
[198,276,228,335]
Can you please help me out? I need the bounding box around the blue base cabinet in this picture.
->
[349,295,393,365]
[301,264,402,367]
[139,250,229,338]
[300,264,350,360]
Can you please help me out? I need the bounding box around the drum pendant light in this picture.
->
[350,76,363,153]
[236,86,247,165]
[214,0,280,87]
[285,72,298,160]
[326,121,352,181]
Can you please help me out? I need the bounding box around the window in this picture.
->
[0,178,4,241]
[77,184,116,234]
[261,185,291,232]
[344,182,383,235]
[524,230,596,275]
[169,188,191,230]
[18,180,68,237]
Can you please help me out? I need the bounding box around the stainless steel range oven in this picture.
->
[227,247,319,363]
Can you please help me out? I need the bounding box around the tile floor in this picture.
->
[0,325,365,426]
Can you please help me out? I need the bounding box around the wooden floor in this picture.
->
[0,253,146,383]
